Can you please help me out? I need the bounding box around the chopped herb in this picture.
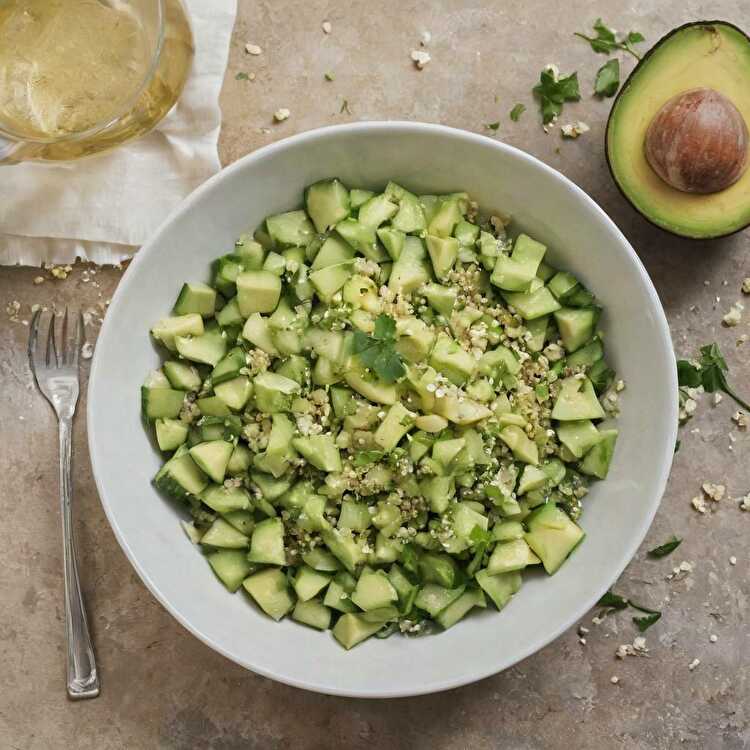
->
[594,58,620,97]
[353,450,385,466]
[574,18,645,60]
[648,536,682,558]
[633,612,661,632]
[352,314,405,383]
[485,121,500,131]
[469,526,493,546]
[533,67,581,124]
[674,439,681,453]
[628,600,660,615]
[375,621,399,639]
[677,343,750,410]
[324,71,335,81]
[401,543,420,577]
[509,103,526,121]
[235,72,250,81]
[598,590,629,610]
[340,99,352,114]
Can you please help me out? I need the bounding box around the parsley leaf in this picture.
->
[648,536,682,558]
[353,450,385,467]
[676,343,750,411]
[401,543,420,577]
[594,59,620,97]
[235,72,250,81]
[633,612,661,632]
[533,67,581,124]
[509,103,526,121]
[597,590,629,610]
[574,18,646,60]
[485,121,500,131]
[674,439,681,453]
[351,314,405,383]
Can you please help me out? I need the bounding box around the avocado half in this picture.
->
[606,21,750,239]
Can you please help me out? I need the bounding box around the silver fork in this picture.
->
[28,308,99,700]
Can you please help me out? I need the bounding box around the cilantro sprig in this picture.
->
[352,314,406,384]
[677,343,750,411]
[533,67,581,124]
[597,590,662,632]
[594,59,620,97]
[574,18,645,60]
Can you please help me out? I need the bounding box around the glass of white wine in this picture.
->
[0,0,194,164]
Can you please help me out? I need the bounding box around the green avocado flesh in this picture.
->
[607,21,750,238]
[145,177,621,650]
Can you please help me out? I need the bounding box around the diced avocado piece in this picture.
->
[151,313,204,351]
[323,571,359,613]
[433,395,492,425]
[415,583,465,617]
[395,317,435,363]
[503,286,561,320]
[242,313,279,355]
[214,376,253,410]
[221,509,255,536]
[425,234,459,279]
[207,549,254,592]
[391,190,427,233]
[490,234,547,292]
[196,395,231,417]
[311,235,355,271]
[580,429,618,479]
[198,415,241,442]
[351,568,398,611]
[415,414,448,433]
[475,569,522,610]
[265,209,315,248]
[292,434,342,472]
[499,425,539,465]
[350,188,375,209]
[200,518,249,549]
[242,568,295,621]
[377,227,405,260]
[275,354,310,385]
[154,451,208,499]
[332,613,385,649]
[566,338,605,369]
[478,345,521,378]
[234,235,266,268]
[430,332,477,385]
[454,219,480,245]
[554,307,600,353]
[163,360,202,392]
[236,270,282,316]
[342,274,381,313]
[292,565,332,602]
[525,315,549,352]
[374,402,416,452]
[175,327,227,367]
[213,254,244,296]
[141,387,184,421]
[309,261,354,302]
[432,437,466,469]
[428,198,462,238]
[566,286,596,308]
[517,465,548,495]
[556,420,603,458]
[344,366,398,405]
[487,539,540,574]
[292,598,332,630]
[189,440,233,483]
[524,502,585,574]
[335,218,387,261]
[435,587,486,629]
[389,236,431,295]
[338,500,372,531]
[173,282,217,318]
[253,371,301,413]
[302,548,341,572]
[155,417,189,451]
[305,178,350,232]
[248,517,287,566]
[418,552,460,588]
[322,529,366,573]
[257,413,297,478]
[418,475,454,514]
[262,251,286,276]
[359,193,399,228]
[492,521,525,542]
[200,483,252,513]
[422,282,457,317]
[548,270,580,301]
[552,376,606,420]
[452,502,489,541]
[251,471,292,502]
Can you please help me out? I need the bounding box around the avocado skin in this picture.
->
[605,20,750,240]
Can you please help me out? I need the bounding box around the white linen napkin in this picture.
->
[0,0,237,266]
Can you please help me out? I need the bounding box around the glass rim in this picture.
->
[0,0,168,145]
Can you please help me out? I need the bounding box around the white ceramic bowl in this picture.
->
[88,122,677,698]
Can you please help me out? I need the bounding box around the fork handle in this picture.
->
[59,417,100,699]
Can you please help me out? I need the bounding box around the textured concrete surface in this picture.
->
[1,1,749,748]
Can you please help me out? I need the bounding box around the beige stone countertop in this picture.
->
[1,1,749,748]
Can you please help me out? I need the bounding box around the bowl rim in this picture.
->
[87,120,678,698]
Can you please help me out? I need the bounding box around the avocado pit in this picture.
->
[645,87,749,194]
